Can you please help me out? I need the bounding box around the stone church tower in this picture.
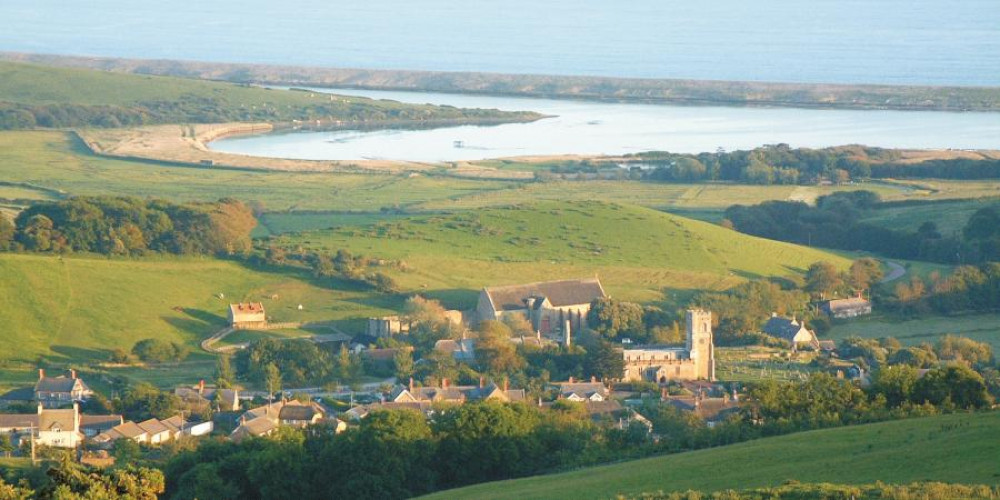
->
[686,309,715,381]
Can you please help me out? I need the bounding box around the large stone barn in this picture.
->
[476,278,606,338]
[622,309,715,383]
[228,302,267,330]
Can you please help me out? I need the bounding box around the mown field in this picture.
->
[421,411,1000,500]
[861,198,1000,234]
[272,201,851,307]
[826,313,1000,352]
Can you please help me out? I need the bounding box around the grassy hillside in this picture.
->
[827,313,1000,352]
[272,202,851,305]
[421,411,1000,500]
[0,253,399,367]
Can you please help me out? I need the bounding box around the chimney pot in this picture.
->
[568,376,574,384]
[409,377,414,393]
[503,378,509,392]
[479,376,484,389]
[69,369,76,379]
[591,376,596,383]
[442,378,448,389]
[38,369,45,380]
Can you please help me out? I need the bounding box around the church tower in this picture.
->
[686,309,715,381]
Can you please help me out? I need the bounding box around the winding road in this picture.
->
[880,261,907,284]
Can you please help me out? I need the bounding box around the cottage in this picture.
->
[34,369,93,407]
[549,377,609,402]
[761,314,818,348]
[231,417,279,443]
[622,310,715,383]
[94,415,210,447]
[175,381,241,412]
[137,419,172,445]
[278,404,324,427]
[477,278,606,338]
[36,403,84,448]
[228,302,267,329]
[388,378,525,406]
[80,415,124,438]
[663,395,741,428]
[822,297,872,319]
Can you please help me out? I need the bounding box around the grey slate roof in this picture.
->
[39,408,76,432]
[278,405,321,422]
[80,415,123,433]
[0,414,38,430]
[762,316,813,343]
[484,278,606,312]
[35,376,88,394]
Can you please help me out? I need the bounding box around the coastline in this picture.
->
[3,52,1000,113]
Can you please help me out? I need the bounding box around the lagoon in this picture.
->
[210,88,1000,163]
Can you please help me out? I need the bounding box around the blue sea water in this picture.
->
[2,0,999,85]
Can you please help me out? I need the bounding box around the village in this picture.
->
[0,275,883,465]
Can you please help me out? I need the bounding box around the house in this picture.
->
[822,297,872,319]
[231,417,279,443]
[94,421,148,447]
[623,310,715,383]
[93,414,212,448]
[761,314,818,348]
[434,338,477,362]
[228,302,267,329]
[34,369,93,407]
[344,401,434,421]
[278,404,324,427]
[663,394,741,428]
[175,381,241,412]
[477,278,606,338]
[549,377,609,402]
[367,316,410,338]
[36,403,84,448]
[386,378,525,407]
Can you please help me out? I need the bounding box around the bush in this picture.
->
[132,339,189,363]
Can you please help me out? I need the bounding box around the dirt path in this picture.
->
[880,261,906,283]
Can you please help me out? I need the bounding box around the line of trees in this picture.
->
[625,144,1000,185]
[5,196,256,256]
[723,191,995,264]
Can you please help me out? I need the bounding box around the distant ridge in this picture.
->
[3,52,1000,113]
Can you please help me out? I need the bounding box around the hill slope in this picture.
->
[0,253,397,366]
[422,411,1000,500]
[274,201,851,305]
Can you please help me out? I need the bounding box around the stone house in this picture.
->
[228,302,267,329]
[821,297,872,318]
[367,316,410,338]
[549,377,609,402]
[389,378,526,406]
[622,310,715,383]
[175,381,241,413]
[34,369,93,407]
[476,278,606,339]
[761,314,818,348]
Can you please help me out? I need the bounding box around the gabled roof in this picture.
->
[234,416,278,438]
[110,421,148,439]
[552,381,607,398]
[278,405,322,422]
[825,297,871,311]
[161,415,186,433]
[761,316,813,342]
[0,414,38,429]
[39,408,76,432]
[483,278,606,312]
[35,376,88,394]
[137,418,170,436]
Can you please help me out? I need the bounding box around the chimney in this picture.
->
[660,388,668,401]
[591,376,597,383]
[199,380,205,393]
[537,396,543,407]
[37,403,43,415]
[503,378,509,392]
[442,378,449,389]
[479,376,485,389]
[38,369,45,380]
[69,369,77,379]
[409,377,414,393]
[568,376,574,384]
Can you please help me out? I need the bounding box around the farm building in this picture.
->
[822,297,872,318]
[228,302,267,329]
[549,378,609,402]
[761,314,819,348]
[477,278,606,337]
[367,316,410,337]
[623,310,715,383]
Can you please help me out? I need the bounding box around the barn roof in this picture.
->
[762,316,808,342]
[483,278,606,312]
[826,297,871,311]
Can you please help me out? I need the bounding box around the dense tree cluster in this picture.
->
[889,263,1000,316]
[0,94,533,130]
[625,144,1000,185]
[250,246,400,294]
[0,458,164,500]
[587,298,684,344]
[8,196,256,256]
[131,339,189,364]
[234,338,362,389]
[724,191,990,264]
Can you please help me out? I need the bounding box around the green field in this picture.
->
[272,201,851,307]
[861,198,1000,234]
[421,411,1000,500]
[826,313,1000,352]
[0,253,399,368]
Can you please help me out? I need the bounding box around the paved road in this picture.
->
[880,260,906,283]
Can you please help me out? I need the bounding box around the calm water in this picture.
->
[210,88,1000,162]
[3,0,1000,85]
